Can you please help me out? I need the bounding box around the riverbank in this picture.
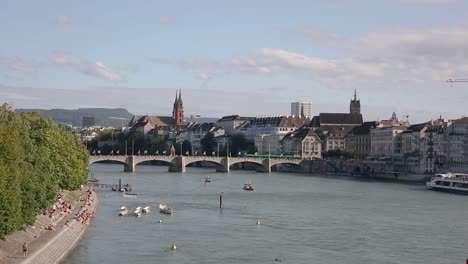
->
[0,187,99,264]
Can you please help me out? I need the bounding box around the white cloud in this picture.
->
[54,16,76,25]
[195,72,211,80]
[0,57,36,73]
[291,26,468,83]
[52,50,123,81]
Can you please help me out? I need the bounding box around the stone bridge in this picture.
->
[88,155,305,173]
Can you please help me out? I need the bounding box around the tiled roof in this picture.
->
[217,115,254,122]
[247,116,310,128]
[406,122,429,132]
[349,121,378,135]
[317,113,363,125]
[426,125,444,133]
[184,122,218,132]
[310,116,321,127]
[326,126,354,137]
[128,115,177,128]
[452,117,468,124]
[282,126,321,142]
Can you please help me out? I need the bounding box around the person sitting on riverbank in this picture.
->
[46,224,55,231]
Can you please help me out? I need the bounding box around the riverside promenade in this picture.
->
[0,188,99,264]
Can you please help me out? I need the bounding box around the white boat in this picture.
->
[426,172,468,194]
[119,206,128,216]
[159,204,173,215]
[142,206,151,213]
[134,207,142,217]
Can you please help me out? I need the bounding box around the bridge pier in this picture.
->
[124,156,135,172]
[256,158,271,173]
[216,157,230,172]
[168,156,186,172]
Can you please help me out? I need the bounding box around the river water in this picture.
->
[64,163,468,264]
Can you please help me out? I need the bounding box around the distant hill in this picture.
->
[15,108,134,127]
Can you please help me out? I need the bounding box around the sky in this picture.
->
[1,0,468,122]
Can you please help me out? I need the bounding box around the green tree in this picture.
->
[0,110,89,237]
[201,132,217,156]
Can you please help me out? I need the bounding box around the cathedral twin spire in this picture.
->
[172,89,184,126]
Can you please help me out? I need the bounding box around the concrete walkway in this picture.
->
[1,190,99,264]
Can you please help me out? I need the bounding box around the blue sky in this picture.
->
[1,0,468,122]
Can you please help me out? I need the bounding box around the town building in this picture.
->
[240,116,310,155]
[216,115,254,135]
[281,126,322,159]
[369,126,407,157]
[310,91,363,131]
[421,119,448,173]
[345,121,378,159]
[393,123,428,173]
[447,117,468,173]
[310,91,363,152]
[176,122,225,154]
[128,90,185,137]
[324,126,353,151]
[291,101,312,118]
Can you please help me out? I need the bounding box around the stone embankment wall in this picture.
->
[0,190,99,264]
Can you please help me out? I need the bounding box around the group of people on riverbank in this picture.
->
[42,193,73,230]
[75,186,96,225]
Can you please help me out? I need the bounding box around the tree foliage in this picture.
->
[0,110,89,238]
[201,132,217,156]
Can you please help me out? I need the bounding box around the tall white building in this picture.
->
[291,102,311,118]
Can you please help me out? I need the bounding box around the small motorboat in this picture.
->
[205,176,211,183]
[119,206,128,216]
[159,204,173,215]
[243,183,254,191]
[134,207,142,217]
[142,206,151,213]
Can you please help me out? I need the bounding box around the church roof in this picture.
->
[312,113,363,126]
[128,115,176,128]
[247,116,310,128]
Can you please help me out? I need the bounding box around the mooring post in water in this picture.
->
[219,192,223,208]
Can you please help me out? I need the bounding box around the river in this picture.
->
[63,163,468,264]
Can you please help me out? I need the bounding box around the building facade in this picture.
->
[240,116,310,154]
[447,117,468,173]
[216,115,254,135]
[370,126,406,157]
[345,121,378,159]
[421,123,448,173]
[282,126,322,159]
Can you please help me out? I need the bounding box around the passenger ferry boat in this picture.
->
[426,173,468,194]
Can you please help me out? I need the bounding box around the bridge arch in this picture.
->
[229,160,267,172]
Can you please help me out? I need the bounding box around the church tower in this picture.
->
[172,89,184,126]
[350,89,361,115]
